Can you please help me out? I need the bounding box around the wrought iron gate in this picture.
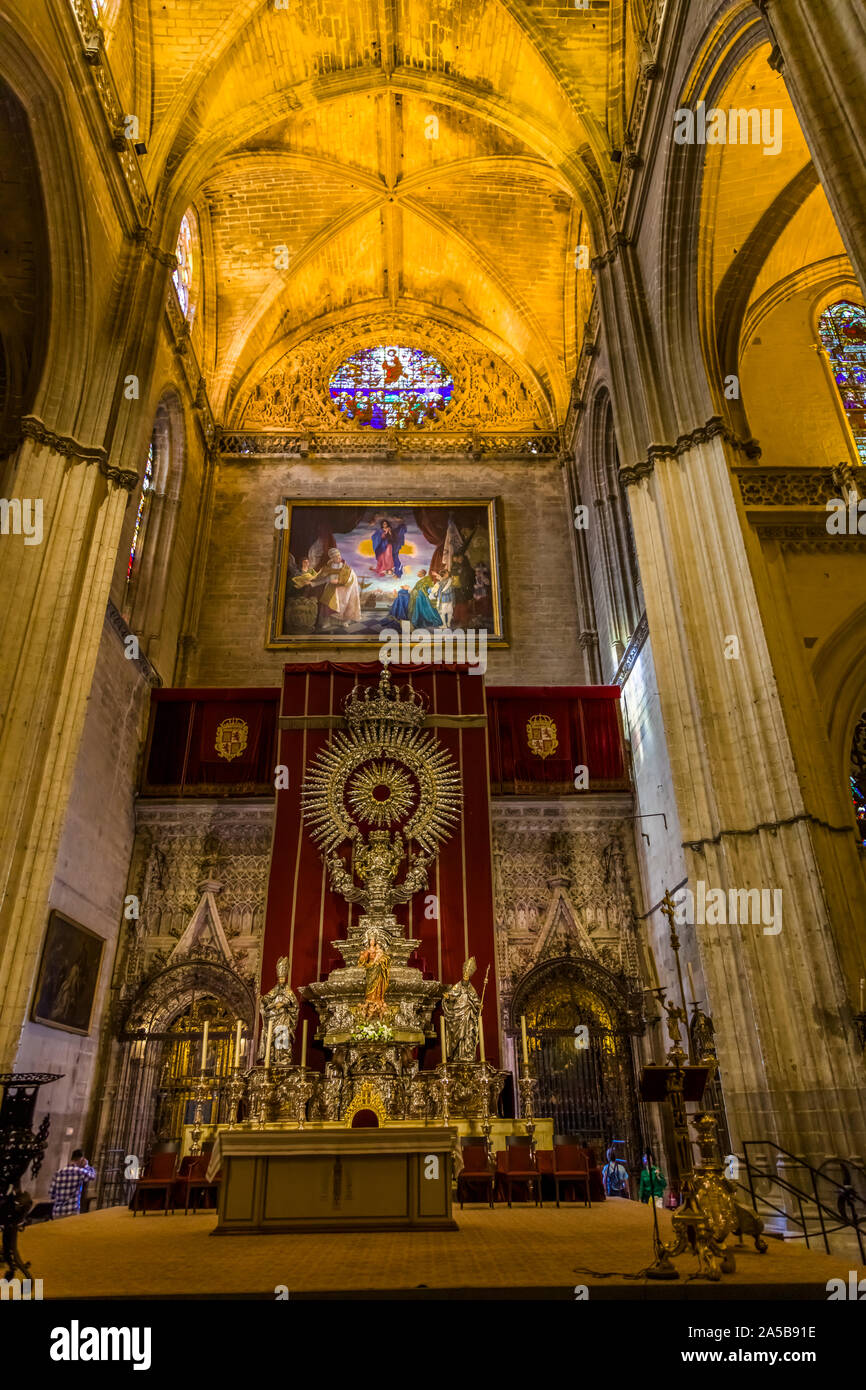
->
[515,959,644,1166]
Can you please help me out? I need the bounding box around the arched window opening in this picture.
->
[126,440,154,582]
[818,300,866,466]
[172,211,198,322]
[851,711,866,847]
[329,345,454,429]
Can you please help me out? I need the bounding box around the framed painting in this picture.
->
[268,499,507,648]
[31,910,105,1036]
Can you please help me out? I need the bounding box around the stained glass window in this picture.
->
[851,777,866,848]
[172,213,195,319]
[818,300,866,465]
[127,441,154,579]
[329,346,454,429]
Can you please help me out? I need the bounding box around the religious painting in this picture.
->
[269,499,506,647]
[31,910,105,1036]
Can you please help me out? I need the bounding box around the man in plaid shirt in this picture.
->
[49,1149,96,1218]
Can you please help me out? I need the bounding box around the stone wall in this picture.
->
[15,609,154,1192]
[184,454,589,688]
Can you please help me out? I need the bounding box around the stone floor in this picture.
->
[20,1201,865,1299]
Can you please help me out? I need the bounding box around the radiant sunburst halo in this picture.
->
[346,760,416,826]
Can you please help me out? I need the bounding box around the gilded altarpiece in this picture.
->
[94,803,273,1203]
[491,802,651,1161]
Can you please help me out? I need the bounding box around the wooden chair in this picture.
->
[552,1139,592,1208]
[457,1140,495,1209]
[503,1136,542,1208]
[173,1153,220,1214]
[131,1151,178,1215]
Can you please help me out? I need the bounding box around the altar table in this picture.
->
[207,1127,458,1234]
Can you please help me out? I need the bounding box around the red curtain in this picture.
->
[487,687,626,794]
[260,662,500,1068]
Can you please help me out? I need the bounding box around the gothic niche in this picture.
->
[510,957,643,1163]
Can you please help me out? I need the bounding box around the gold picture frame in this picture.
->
[268,498,507,649]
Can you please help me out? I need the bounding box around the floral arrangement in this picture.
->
[351,1019,394,1043]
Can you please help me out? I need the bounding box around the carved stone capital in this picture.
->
[621,416,762,485]
[20,415,107,466]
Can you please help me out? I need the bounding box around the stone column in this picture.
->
[756,0,866,292]
[622,419,866,1164]
[0,434,136,1069]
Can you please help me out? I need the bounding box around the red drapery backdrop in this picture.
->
[486,686,626,794]
[261,662,500,1068]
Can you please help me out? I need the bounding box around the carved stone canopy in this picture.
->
[123,960,255,1036]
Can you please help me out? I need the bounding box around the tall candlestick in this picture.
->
[520,1014,529,1068]
[200,1019,209,1073]
[478,1022,485,1065]
[264,1017,274,1070]
[234,1019,243,1068]
[687,962,696,1003]
[440,1017,448,1062]
[301,1018,308,1069]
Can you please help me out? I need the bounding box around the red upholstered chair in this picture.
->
[457,1140,495,1209]
[503,1136,542,1207]
[173,1153,220,1214]
[131,1152,178,1215]
[552,1140,591,1207]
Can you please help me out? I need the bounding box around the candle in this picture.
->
[264,1017,274,1069]
[479,1022,485,1065]
[301,1018,308,1069]
[860,978,865,1014]
[687,962,696,1002]
[234,1019,243,1068]
[440,1016,448,1061]
[200,1019,209,1073]
[520,1015,529,1067]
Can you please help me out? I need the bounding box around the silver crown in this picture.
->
[344,666,427,729]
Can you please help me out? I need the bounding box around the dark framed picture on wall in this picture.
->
[268,498,507,648]
[30,910,105,1036]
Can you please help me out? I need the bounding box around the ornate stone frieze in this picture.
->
[620,417,762,486]
[491,800,641,1008]
[753,525,866,553]
[738,466,864,508]
[217,429,560,460]
[120,803,274,1007]
[20,415,107,466]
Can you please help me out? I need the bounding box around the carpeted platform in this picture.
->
[20,1202,865,1300]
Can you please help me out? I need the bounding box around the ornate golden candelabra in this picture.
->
[437,1062,452,1127]
[294,1067,314,1130]
[247,1066,274,1129]
[479,1061,494,1164]
[190,1074,210,1156]
[643,891,758,1281]
[223,1067,247,1130]
[518,1075,537,1160]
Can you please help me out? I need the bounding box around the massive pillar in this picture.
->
[597,243,866,1165]
[756,0,866,293]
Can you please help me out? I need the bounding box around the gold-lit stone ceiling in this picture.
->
[103,0,637,427]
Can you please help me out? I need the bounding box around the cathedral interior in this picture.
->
[1,0,866,1319]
